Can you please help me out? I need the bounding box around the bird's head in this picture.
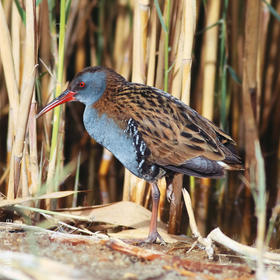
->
[37,66,125,118]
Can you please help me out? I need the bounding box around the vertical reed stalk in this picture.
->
[0,3,19,131]
[170,0,183,99]
[163,0,171,91]
[201,0,220,120]
[12,0,36,196]
[147,4,157,86]
[242,0,260,177]
[46,0,66,208]
[181,0,196,105]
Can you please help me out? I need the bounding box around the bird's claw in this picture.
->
[145,231,166,245]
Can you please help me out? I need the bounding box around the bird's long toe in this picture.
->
[145,230,166,245]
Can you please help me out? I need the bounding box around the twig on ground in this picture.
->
[207,227,280,265]
[182,188,214,259]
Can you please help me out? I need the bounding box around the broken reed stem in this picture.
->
[182,188,214,259]
[46,0,66,206]
[208,227,280,265]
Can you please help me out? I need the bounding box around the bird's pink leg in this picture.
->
[146,182,165,244]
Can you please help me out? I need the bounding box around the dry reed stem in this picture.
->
[0,2,19,128]
[28,100,39,195]
[122,169,132,201]
[21,145,29,198]
[65,0,83,65]
[170,0,183,99]
[98,149,112,203]
[89,22,97,67]
[242,0,260,174]
[201,0,220,120]
[119,35,132,80]
[12,0,37,196]
[229,0,242,142]
[115,1,132,78]
[45,147,57,209]
[3,0,11,16]
[11,2,21,87]
[7,153,15,199]
[99,149,113,177]
[75,1,87,72]
[180,0,196,105]
[168,173,183,234]
[6,111,14,197]
[147,4,157,86]
[39,0,51,105]
[256,1,271,125]
[114,0,130,72]
[155,1,168,89]
[132,0,149,82]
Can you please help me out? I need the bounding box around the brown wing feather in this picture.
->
[93,81,238,167]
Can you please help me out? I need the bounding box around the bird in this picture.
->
[37,66,242,243]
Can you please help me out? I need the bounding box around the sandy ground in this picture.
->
[0,222,255,280]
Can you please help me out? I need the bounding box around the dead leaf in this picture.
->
[60,201,167,229]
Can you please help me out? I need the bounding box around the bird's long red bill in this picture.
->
[36,90,76,118]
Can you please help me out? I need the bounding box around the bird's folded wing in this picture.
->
[117,84,233,167]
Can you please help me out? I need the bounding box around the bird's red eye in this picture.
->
[79,81,85,88]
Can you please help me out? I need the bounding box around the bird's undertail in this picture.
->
[164,155,243,179]
[217,161,244,171]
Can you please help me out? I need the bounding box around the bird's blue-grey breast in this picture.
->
[83,106,139,176]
